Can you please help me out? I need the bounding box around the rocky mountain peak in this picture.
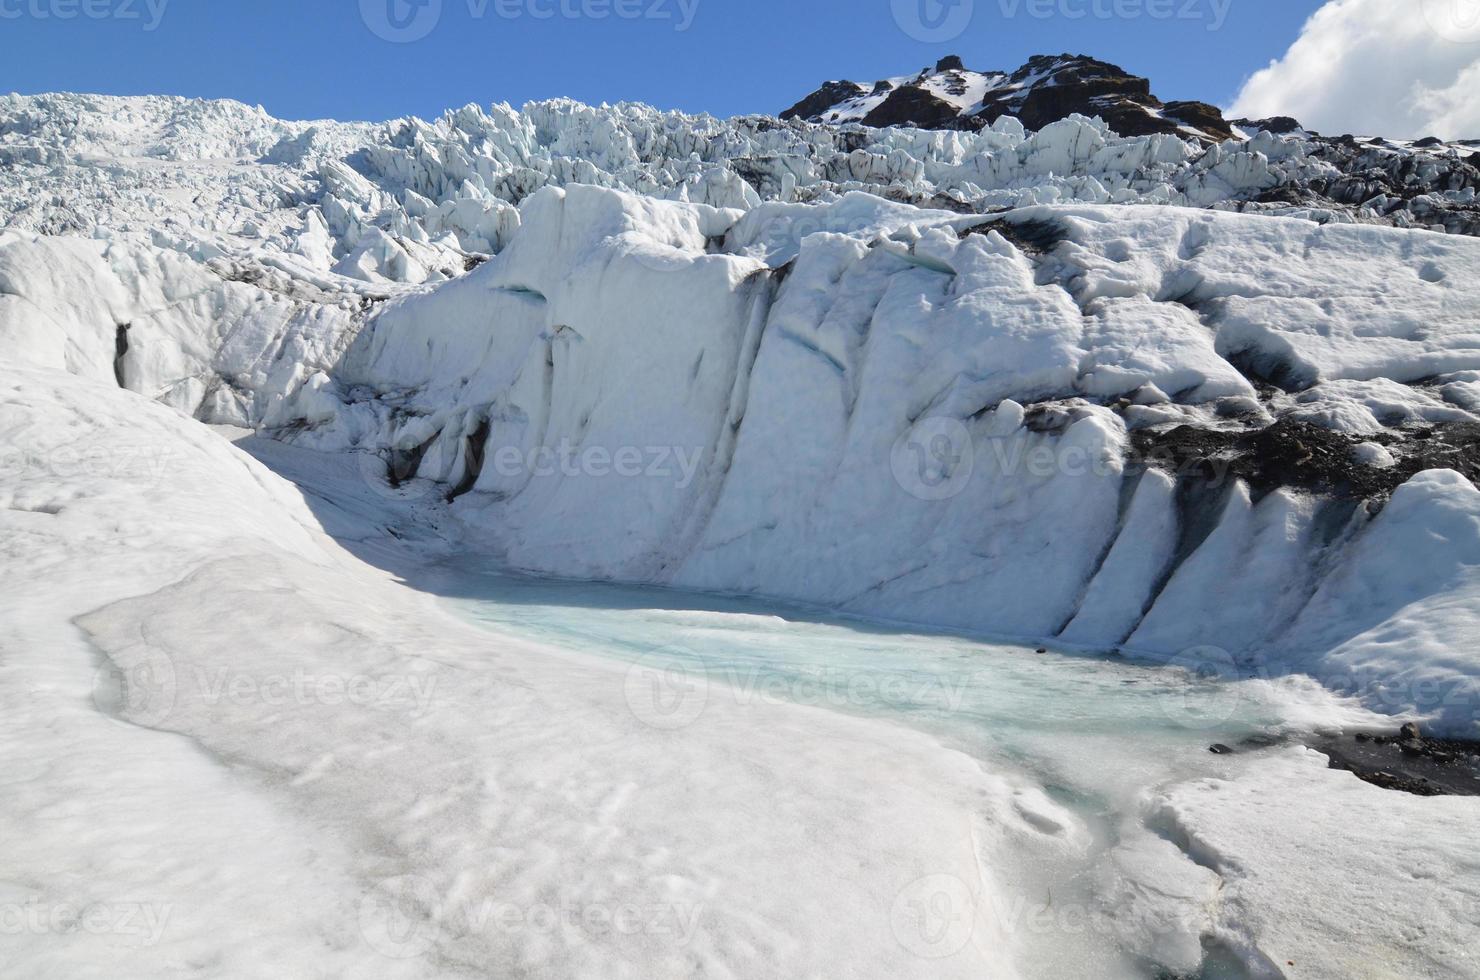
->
[781,53,1236,142]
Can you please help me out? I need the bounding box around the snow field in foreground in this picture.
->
[5,362,1475,978]
[0,366,1069,978]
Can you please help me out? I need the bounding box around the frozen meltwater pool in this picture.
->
[426,563,1356,799]
[421,561,1373,978]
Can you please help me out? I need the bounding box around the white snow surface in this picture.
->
[1,365,1474,979]
[1153,748,1480,977]
[0,365,1068,979]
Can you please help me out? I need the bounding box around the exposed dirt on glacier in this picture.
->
[1313,730,1480,797]
[1130,417,1480,500]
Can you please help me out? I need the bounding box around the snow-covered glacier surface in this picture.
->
[430,562,1477,979]
[4,89,1480,979]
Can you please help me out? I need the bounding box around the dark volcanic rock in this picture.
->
[974,55,1174,137]
[1313,731,1480,797]
[782,53,1235,143]
[862,86,969,130]
[780,80,870,123]
[1162,101,1235,142]
[960,215,1070,256]
[1229,115,1305,135]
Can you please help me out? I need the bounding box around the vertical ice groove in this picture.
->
[666,270,778,575]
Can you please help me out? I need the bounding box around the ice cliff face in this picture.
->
[301,188,1480,732]
[5,90,1480,730]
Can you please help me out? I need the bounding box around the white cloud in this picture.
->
[1229,0,1480,139]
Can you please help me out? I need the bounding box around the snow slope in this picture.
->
[1,364,1080,979]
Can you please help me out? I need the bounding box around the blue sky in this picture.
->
[0,0,1329,122]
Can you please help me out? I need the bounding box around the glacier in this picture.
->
[4,87,1480,979]
[8,146,1477,728]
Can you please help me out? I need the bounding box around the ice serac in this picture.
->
[337,185,763,577]
[5,87,1479,301]
[298,184,1480,731]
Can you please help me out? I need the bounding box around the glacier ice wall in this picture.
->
[233,185,1480,732]
[5,91,1480,730]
